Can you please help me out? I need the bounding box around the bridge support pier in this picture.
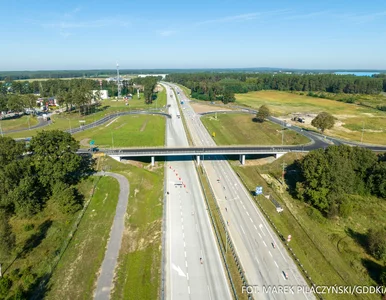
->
[151,156,155,166]
[196,155,200,166]
[275,153,285,159]
[240,154,245,165]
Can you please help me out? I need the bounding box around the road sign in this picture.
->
[212,132,216,137]
[255,186,263,195]
[287,235,292,242]
[90,140,95,145]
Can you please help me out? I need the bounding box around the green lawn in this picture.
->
[233,153,386,300]
[73,114,166,148]
[97,156,164,300]
[46,176,120,300]
[5,87,167,139]
[235,90,386,145]
[201,113,310,145]
[1,115,39,132]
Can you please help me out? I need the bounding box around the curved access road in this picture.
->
[93,172,130,300]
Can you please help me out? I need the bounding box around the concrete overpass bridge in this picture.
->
[98,146,307,166]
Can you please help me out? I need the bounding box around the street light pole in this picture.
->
[361,121,364,144]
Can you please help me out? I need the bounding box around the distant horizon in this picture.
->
[1,67,386,73]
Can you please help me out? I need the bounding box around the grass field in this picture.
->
[1,178,95,298]
[201,113,310,145]
[0,115,38,132]
[233,153,386,300]
[235,90,386,144]
[46,176,120,300]
[96,156,164,300]
[73,114,166,148]
[5,86,166,139]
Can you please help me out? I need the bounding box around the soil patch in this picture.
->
[190,102,233,114]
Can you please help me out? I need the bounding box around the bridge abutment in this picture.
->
[110,155,121,162]
[275,153,285,159]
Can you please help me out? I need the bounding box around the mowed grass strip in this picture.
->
[234,156,385,300]
[201,113,310,145]
[235,90,386,145]
[73,115,166,148]
[1,115,38,132]
[97,156,164,300]
[46,176,120,300]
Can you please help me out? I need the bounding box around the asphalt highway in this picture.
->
[167,83,316,300]
[162,84,231,300]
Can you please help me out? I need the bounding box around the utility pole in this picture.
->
[361,121,365,144]
[0,121,3,137]
[111,131,115,149]
[116,63,121,99]
[282,120,285,145]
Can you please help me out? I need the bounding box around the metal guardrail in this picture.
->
[199,165,252,300]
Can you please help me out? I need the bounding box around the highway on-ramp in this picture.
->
[167,83,316,300]
[162,84,231,300]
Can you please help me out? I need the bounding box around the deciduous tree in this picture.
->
[311,112,335,133]
[256,105,270,122]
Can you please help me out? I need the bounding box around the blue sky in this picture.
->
[1,0,386,70]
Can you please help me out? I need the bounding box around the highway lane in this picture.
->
[167,83,315,300]
[162,84,231,300]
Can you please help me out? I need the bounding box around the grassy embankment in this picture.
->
[0,115,38,132]
[233,153,385,300]
[5,85,167,138]
[201,113,310,145]
[2,177,96,298]
[46,176,120,299]
[235,90,386,145]
[96,156,164,300]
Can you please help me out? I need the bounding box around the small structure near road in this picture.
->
[264,194,284,213]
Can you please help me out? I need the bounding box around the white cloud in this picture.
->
[157,30,177,37]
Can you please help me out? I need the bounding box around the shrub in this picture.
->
[23,224,35,232]
[0,277,12,298]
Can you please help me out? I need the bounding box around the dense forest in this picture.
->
[165,73,386,103]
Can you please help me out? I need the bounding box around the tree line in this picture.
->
[0,131,94,298]
[0,76,161,114]
[165,73,386,104]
